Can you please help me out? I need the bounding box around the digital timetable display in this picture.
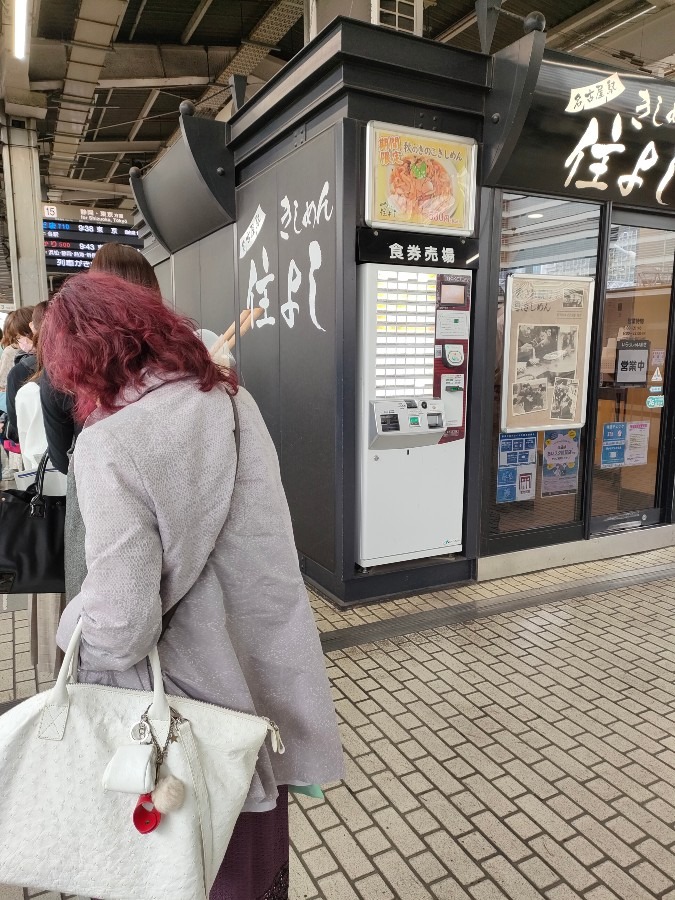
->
[43,216,142,270]
[43,220,139,238]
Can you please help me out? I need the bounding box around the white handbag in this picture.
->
[0,619,283,899]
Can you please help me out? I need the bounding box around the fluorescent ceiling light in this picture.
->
[572,8,652,51]
[528,213,544,219]
[14,0,28,60]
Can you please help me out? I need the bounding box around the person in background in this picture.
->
[14,300,66,682]
[43,273,343,899]
[40,244,162,601]
[41,244,160,474]
[15,304,57,472]
[5,303,45,444]
[89,241,161,291]
[0,307,34,415]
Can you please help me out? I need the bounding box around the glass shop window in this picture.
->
[488,194,601,539]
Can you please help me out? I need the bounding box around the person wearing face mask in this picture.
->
[0,307,34,415]
[5,304,43,444]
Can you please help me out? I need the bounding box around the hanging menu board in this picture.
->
[501,274,595,433]
[365,122,477,236]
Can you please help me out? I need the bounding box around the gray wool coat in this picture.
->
[56,376,344,812]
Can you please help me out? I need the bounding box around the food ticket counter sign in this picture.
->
[365,123,477,236]
[501,273,595,432]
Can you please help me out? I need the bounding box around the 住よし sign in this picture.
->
[365,122,477,236]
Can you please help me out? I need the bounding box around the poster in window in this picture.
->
[365,122,477,236]
[501,274,595,432]
[542,429,580,497]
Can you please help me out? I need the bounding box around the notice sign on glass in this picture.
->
[542,429,580,497]
[615,339,650,385]
[496,431,538,504]
[365,122,477,236]
[601,421,650,469]
[501,274,595,433]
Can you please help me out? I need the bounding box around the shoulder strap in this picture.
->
[160,392,239,639]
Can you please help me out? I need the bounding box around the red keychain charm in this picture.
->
[133,793,161,834]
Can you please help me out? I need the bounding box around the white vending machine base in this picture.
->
[357,441,465,567]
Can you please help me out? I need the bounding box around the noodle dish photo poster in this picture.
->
[365,122,477,236]
[501,274,595,432]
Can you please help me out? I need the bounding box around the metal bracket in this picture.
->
[293,124,306,148]
[482,29,546,186]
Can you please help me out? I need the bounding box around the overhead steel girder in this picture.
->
[47,0,129,179]
[47,175,133,198]
[76,140,162,154]
[29,40,237,87]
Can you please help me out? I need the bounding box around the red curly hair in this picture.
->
[41,272,237,422]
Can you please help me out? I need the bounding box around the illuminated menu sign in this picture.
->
[496,52,675,211]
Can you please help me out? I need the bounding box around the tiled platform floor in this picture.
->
[3,560,675,898]
[308,545,675,634]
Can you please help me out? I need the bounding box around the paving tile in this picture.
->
[289,847,319,899]
[354,874,395,900]
[563,835,603,866]
[318,871,361,900]
[406,807,441,837]
[373,849,434,899]
[356,826,391,857]
[469,881,510,900]
[481,856,547,900]
[304,845,339,878]
[410,851,447,882]
[421,791,472,837]
[290,802,323,852]
[592,860,659,900]
[373,807,425,856]
[629,860,673,895]
[430,877,473,900]
[514,796,575,842]
[517,856,558,890]
[583,888,621,900]
[372,771,420,813]
[323,825,374,879]
[425,832,484,886]
[612,796,675,845]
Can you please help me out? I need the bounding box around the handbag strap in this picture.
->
[159,393,240,639]
[28,450,52,518]
[179,720,214,891]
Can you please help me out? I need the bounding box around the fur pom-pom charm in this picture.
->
[151,775,185,814]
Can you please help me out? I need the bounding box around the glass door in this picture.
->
[590,216,675,532]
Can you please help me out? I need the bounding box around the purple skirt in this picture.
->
[210,788,289,900]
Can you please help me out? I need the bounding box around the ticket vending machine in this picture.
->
[357,264,472,567]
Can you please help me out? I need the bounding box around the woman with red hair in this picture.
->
[41,273,343,899]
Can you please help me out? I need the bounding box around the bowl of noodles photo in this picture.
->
[388,155,457,222]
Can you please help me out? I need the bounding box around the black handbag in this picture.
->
[0,451,66,594]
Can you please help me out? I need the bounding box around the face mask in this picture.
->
[17,336,33,353]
